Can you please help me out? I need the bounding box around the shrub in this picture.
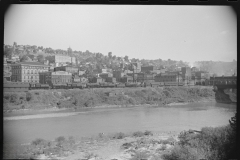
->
[144,130,153,136]
[121,142,133,149]
[132,131,145,137]
[10,94,18,103]
[26,92,32,101]
[55,136,65,143]
[31,138,48,146]
[163,114,237,160]
[112,132,126,139]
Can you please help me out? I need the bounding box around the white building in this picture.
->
[52,55,76,64]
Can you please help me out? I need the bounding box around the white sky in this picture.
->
[4,5,237,63]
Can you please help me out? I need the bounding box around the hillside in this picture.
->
[3,86,215,112]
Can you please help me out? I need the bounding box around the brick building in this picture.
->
[39,71,72,85]
[11,62,49,83]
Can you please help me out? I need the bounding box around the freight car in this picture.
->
[115,83,126,88]
[164,82,184,86]
[86,83,100,88]
[29,83,50,90]
[51,83,68,89]
[99,82,116,88]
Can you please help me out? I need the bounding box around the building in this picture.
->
[73,75,81,83]
[130,62,141,73]
[4,71,11,81]
[120,75,133,83]
[99,73,113,79]
[113,70,125,81]
[54,65,79,74]
[90,77,104,83]
[181,67,192,84]
[155,73,183,83]
[50,55,76,64]
[194,71,209,84]
[39,71,72,85]
[191,67,199,72]
[106,77,116,83]
[136,72,155,83]
[11,62,49,83]
[102,68,112,73]
[141,66,157,73]
[79,70,86,76]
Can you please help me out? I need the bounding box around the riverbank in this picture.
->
[4,98,216,120]
[4,86,216,113]
[4,130,180,160]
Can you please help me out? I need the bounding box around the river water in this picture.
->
[4,102,236,146]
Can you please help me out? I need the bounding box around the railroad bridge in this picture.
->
[211,76,237,90]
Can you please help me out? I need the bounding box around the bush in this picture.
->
[10,94,18,103]
[144,130,153,136]
[26,92,32,101]
[132,131,145,137]
[162,114,237,160]
[31,138,48,146]
[112,132,126,139]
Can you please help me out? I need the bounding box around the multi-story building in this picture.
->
[120,75,133,83]
[194,71,209,84]
[106,77,116,83]
[137,73,155,83]
[155,73,183,83]
[54,65,79,74]
[50,55,76,64]
[130,62,141,73]
[99,73,113,79]
[181,67,192,84]
[113,70,125,81]
[11,62,49,83]
[39,71,72,85]
[102,68,112,73]
[141,66,157,73]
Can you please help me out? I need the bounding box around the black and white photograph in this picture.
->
[3,4,237,160]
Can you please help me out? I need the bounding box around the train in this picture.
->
[3,81,186,92]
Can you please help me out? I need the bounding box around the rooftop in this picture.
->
[12,62,49,66]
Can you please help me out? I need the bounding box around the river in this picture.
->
[4,102,236,147]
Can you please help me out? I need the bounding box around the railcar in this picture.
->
[52,83,68,89]
[99,82,116,88]
[86,83,100,88]
[116,83,125,88]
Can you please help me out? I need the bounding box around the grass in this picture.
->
[4,86,216,111]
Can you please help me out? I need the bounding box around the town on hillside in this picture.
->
[3,42,237,88]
